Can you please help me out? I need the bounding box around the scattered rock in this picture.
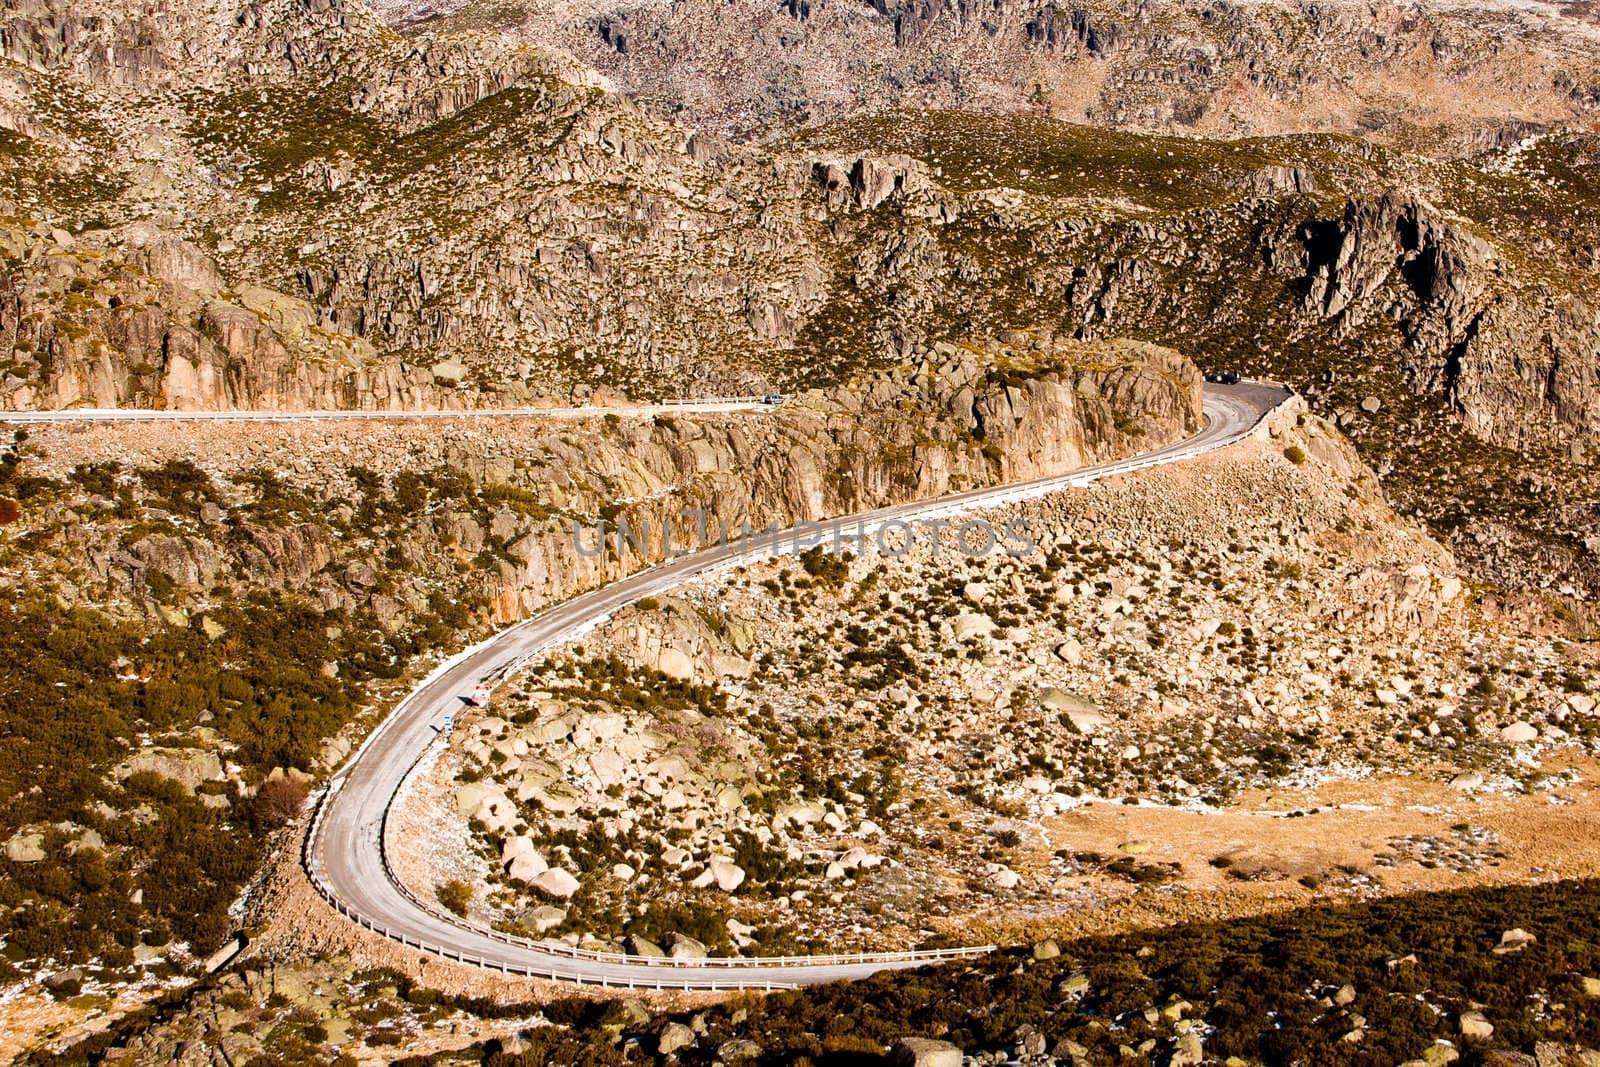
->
[525,905,567,933]
[658,1022,696,1055]
[118,748,225,793]
[1170,1030,1205,1066]
[1058,973,1091,997]
[4,832,45,863]
[708,856,746,892]
[502,837,549,883]
[1495,928,1537,954]
[665,932,709,960]
[1500,722,1540,744]
[42,968,84,994]
[716,1038,762,1060]
[1459,1010,1495,1041]
[626,935,666,958]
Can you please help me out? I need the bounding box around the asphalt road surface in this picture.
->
[306,381,1291,990]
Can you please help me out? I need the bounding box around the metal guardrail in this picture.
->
[299,383,1293,989]
[657,396,774,407]
[0,398,777,424]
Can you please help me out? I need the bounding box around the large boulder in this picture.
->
[530,867,580,899]
[775,800,824,829]
[470,788,518,833]
[525,905,567,933]
[588,747,627,788]
[716,1039,762,1061]
[1040,688,1109,733]
[429,358,469,385]
[708,856,746,892]
[455,781,499,814]
[889,1037,963,1067]
[658,1022,696,1055]
[626,934,666,958]
[118,748,225,793]
[665,932,708,959]
[1458,1011,1494,1041]
[132,232,224,297]
[1499,722,1539,744]
[952,612,996,641]
[4,832,45,863]
[502,837,549,883]
[657,647,694,680]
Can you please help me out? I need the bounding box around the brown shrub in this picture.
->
[251,776,310,830]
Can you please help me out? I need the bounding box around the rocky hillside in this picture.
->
[1,3,1597,591]
[410,0,1600,150]
[789,114,1600,609]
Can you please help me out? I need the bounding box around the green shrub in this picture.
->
[436,880,473,917]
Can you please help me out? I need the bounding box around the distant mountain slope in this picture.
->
[405,0,1600,149]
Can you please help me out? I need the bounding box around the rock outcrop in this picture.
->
[1294,193,1600,452]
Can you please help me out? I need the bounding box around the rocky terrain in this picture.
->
[410,0,1600,150]
[14,371,1588,1066]
[2,0,1600,1061]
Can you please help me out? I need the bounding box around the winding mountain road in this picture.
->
[305,382,1291,990]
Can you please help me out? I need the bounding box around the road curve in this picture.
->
[306,382,1292,990]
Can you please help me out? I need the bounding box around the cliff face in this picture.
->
[1292,193,1600,454]
[0,0,368,89]
[0,225,466,411]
